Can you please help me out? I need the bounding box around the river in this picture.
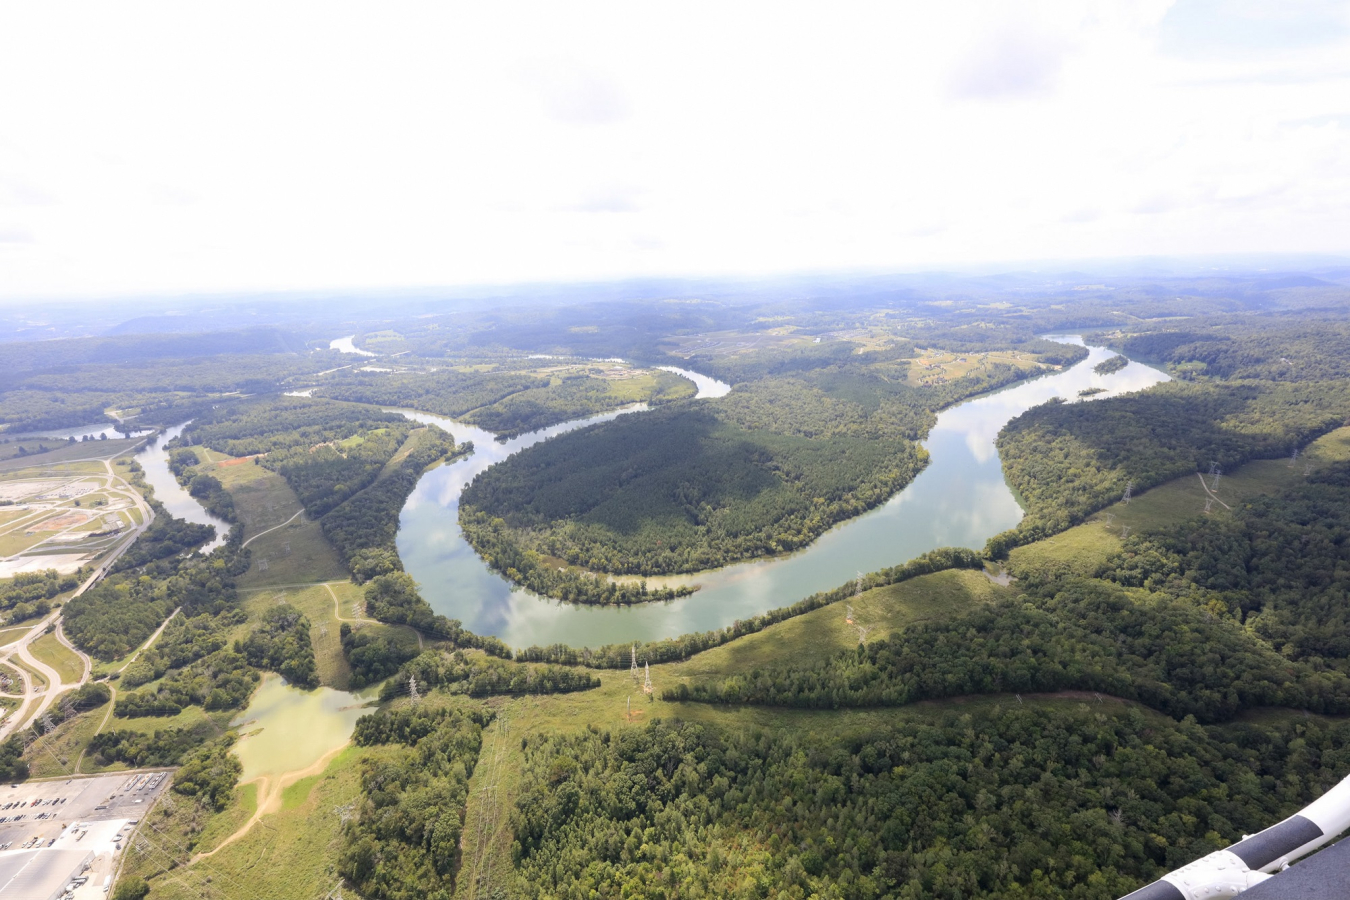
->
[396,339,1169,649]
[134,423,231,553]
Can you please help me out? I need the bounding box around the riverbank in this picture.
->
[397,339,1169,649]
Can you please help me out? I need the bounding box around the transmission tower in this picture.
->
[854,571,864,597]
[1305,463,1313,477]
[1120,525,1130,539]
[408,675,420,703]
[1104,512,1114,526]
[630,645,640,683]
[1122,481,1134,504]
[642,662,653,697]
[1203,498,1213,514]
[333,802,356,826]
[40,714,56,734]
[1210,461,1220,476]
[1290,447,1300,466]
[845,603,854,625]
[1212,473,1221,490]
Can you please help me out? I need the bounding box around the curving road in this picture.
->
[0,440,158,741]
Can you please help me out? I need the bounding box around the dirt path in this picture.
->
[241,507,305,548]
[1197,473,1232,510]
[324,583,378,626]
[75,606,181,773]
[189,741,350,863]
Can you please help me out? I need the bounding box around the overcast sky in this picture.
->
[1,0,1348,300]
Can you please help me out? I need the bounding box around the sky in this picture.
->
[1,0,1348,300]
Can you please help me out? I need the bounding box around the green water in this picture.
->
[229,675,375,782]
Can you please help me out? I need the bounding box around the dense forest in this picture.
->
[0,333,340,433]
[338,704,493,900]
[240,602,320,689]
[459,343,1059,592]
[319,425,462,580]
[1108,319,1350,382]
[509,711,1350,900]
[1103,461,1350,670]
[64,535,246,659]
[0,568,79,623]
[316,366,695,438]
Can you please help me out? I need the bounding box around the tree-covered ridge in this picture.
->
[1110,320,1350,382]
[319,425,463,582]
[381,649,600,700]
[459,341,1060,588]
[313,368,541,419]
[988,379,1350,555]
[0,337,340,433]
[0,568,78,624]
[178,396,420,518]
[510,712,1350,900]
[460,369,694,437]
[673,577,1350,722]
[1104,461,1350,671]
[462,404,924,578]
[313,364,696,438]
[339,704,492,900]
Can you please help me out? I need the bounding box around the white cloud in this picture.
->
[0,0,1346,300]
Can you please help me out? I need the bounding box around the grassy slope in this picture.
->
[28,630,84,684]
[1007,424,1350,581]
[135,746,365,900]
[207,455,348,587]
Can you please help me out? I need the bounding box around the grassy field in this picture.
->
[131,745,365,900]
[0,625,30,648]
[28,631,85,685]
[241,582,418,691]
[0,438,141,473]
[205,457,347,588]
[28,707,105,778]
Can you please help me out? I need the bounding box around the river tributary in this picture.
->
[395,339,1169,649]
[134,423,232,553]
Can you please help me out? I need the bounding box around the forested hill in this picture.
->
[989,320,1350,556]
[459,339,1071,596]
[311,363,695,438]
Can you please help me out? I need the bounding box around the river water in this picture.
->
[396,340,1169,650]
[134,423,231,553]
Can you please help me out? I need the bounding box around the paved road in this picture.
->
[0,442,156,741]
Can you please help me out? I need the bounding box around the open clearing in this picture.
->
[28,630,85,686]
[205,458,347,587]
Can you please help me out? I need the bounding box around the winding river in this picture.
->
[395,340,1169,649]
[135,423,231,553]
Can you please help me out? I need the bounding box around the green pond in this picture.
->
[229,675,375,782]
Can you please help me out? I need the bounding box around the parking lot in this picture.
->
[0,770,170,899]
